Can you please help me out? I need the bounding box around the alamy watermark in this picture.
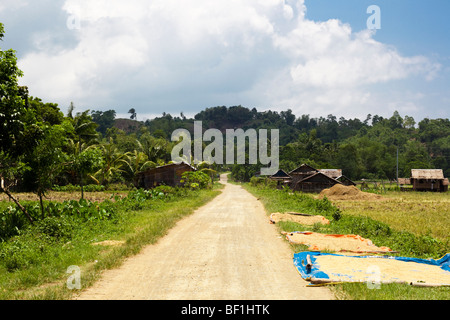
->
[367,5,381,30]
[171,121,279,176]
[366,265,382,289]
[66,265,81,290]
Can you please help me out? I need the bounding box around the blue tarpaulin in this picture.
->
[293,252,450,285]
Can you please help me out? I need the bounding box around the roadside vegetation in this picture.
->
[0,173,222,300]
[241,177,450,300]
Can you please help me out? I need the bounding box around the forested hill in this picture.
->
[93,105,449,180]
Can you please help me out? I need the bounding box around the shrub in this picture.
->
[0,206,32,241]
[33,216,74,241]
[180,171,211,189]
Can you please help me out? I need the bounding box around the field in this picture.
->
[328,191,450,243]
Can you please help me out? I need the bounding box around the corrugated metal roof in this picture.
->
[411,169,444,180]
[319,169,342,179]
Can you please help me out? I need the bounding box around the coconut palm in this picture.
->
[94,137,131,186]
[124,149,157,186]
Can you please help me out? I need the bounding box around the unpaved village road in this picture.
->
[75,175,333,300]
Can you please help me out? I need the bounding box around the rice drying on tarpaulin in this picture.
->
[270,212,330,226]
[283,231,394,254]
[294,252,450,287]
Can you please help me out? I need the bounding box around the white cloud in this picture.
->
[16,0,441,119]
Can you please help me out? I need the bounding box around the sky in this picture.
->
[1,0,449,122]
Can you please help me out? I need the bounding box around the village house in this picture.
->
[410,169,448,192]
[269,169,292,188]
[281,164,346,193]
[135,162,196,189]
[292,171,342,193]
[319,169,356,186]
[288,164,318,185]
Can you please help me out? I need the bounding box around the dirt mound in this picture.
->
[319,184,383,200]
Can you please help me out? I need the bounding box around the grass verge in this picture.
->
[0,184,223,300]
[242,183,450,300]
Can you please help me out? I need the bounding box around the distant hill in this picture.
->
[114,118,144,134]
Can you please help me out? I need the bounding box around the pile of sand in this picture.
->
[283,231,393,254]
[270,212,330,226]
[319,184,383,200]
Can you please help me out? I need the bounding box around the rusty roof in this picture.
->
[319,169,342,179]
[411,169,444,180]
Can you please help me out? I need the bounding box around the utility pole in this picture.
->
[396,146,399,187]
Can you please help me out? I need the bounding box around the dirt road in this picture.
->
[75,175,333,300]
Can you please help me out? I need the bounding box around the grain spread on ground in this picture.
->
[270,212,330,226]
[283,231,393,254]
[314,255,450,286]
[318,184,383,200]
[91,240,126,247]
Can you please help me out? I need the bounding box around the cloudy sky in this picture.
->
[1,0,449,122]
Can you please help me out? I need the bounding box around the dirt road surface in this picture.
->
[75,175,334,300]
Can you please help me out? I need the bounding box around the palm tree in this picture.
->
[94,137,130,186]
[124,149,156,186]
[139,133,170,163]
[128,108,137,120]
[68,107,98,199]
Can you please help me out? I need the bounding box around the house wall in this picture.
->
[412,179,444,192]
[293,174,340,193]
[138,164,194,189]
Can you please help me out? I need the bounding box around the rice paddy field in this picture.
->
[326,191,450,244]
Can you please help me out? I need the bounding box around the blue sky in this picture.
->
[1,0,449,122]
[306,0,450,56]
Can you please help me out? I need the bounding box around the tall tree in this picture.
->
[0,22,33,223]
[67,109,98,199]
[128,108,137,120]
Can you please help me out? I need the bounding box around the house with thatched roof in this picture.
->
[410,169,448,192]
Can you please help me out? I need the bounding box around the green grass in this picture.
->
[242,183,450,300]
[0,184,223,300]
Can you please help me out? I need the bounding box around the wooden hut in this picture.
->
[269,169,292,188]
[289,164,318,185]
[136,162,196,189]
[293,171,342,193]
[410,169,447,192]
[336,175,356,186]
[319,169,342,179]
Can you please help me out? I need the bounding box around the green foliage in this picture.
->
[249,176,277,188]
[0,23,26,155]
[180,171,211,189]
[91,109,116,136]
[0,205,31,241]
